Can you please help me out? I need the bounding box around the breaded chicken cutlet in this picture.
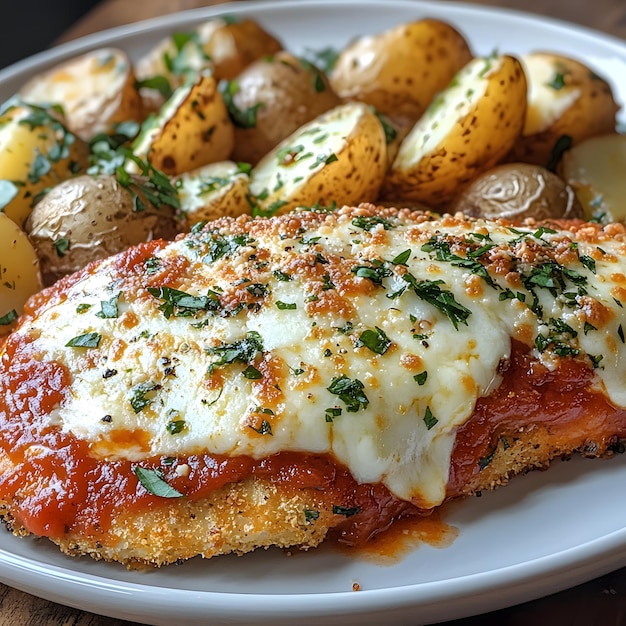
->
[1,204,625,567]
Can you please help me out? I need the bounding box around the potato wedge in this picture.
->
[382,54,527,208]
[0,101,89,227]
[132,73,234,176]
[559,133,626,222]
[19,48,144,141]
[248,102,386,216]
[174,161,251,226]
[227,51,341,165]
[330,19,472,124]
[0,212,42,335]
[509,52,619,166]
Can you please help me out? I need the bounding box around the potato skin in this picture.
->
[230,52,341,165]
[330,19,472,123]
[19,48,144,141]
[510,52,619,166]
[383,55,527,208]
[133,73,234,176]
[452,163,583,222]
[25,174,180,285]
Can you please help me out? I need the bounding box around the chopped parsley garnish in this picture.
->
[207,331,264,373]
[134,466,184,498]
[95,292,121,319]
[327,375,369,412]
[332,505,360,517]
[166,420,186,435]
[54,237,70,257]
[219,79,264,128]
[76,303,92,314]
[135,75,173,99]
[414,371,428,385]
[357,327,391,355]
[276,301,297,310]
[242,365,263,380]
[246,283,269,298]
[325,407,342,422]
[351,260,392,285]
[129,381,161,413]
[273,270,292,282]
[546,71,567,90]
[0,309,18,325]
[249,419,273,435]
[391,249,411,266]
[65,332,102,348]
[304,508,320,523]
[402,273,471,330]
[423,406,438,430]
[351,215,392,231]
[147,286,220,318]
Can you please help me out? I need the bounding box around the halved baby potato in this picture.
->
[19,48,144,141]
[509,52,619,166]
[382,54,527,208]
[248,102,387,215]
[0,212,43,335]
[0,100,89,227]
[330,19,472,124]
[135,17,282,111]
[228,51,341,165]
[131,73,234,176]
[559,133,626,222]
[175,161,251,226]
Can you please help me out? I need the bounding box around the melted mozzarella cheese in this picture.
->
[21,209,626,508]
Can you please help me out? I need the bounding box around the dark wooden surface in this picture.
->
[2,1,626,625]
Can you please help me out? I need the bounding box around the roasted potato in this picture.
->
[175,161,251,226]
[249,102,387,215]
[382,54,527,208]
[509,52,619,166]
[559,133,626,222]
[226,51,341,165]
[135,17,282,111]
[132,73,234,176]
[330,19,472,124]
[25,173,180,285]
[19,48,144,141]
[0,100,89,227]
[0,212,43,335]
[452,162,583,222]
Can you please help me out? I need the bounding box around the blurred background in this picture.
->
[1,1,101,69]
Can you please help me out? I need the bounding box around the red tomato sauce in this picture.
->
[1,334,625,545]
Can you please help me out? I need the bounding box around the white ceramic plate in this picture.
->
[1,2,626,625]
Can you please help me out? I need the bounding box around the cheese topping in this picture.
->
[18,207,626,508]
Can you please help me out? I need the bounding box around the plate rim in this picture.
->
[1,1,626,624]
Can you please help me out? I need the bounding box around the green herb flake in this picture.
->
[0,309,18,326]
[95,292,121,319]
[332,505,360,517]
[129,381,161,413]
[134,466,184,498]
[414,371,428,385]
[327,375,369,412]
[242,365,263,380]
[325,407,342,422]
[207,331,264,374]
[65,332,102,348]
[423,406,438,430]
[357,327,391,355]
[276,301,297,310]
[54,237,70,257]
[391,249,411,266]
[352,215,392,231]
[0,180,19,210]
[76,303,92,314]
[273,270,292,282]
[166,420,187,435]
[249,419,273,435]
[304,508,320,523]
[147,286,220,318]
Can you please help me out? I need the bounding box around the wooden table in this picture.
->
[2,1,626,624]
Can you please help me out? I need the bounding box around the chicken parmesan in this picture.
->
[1,204,625,566]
